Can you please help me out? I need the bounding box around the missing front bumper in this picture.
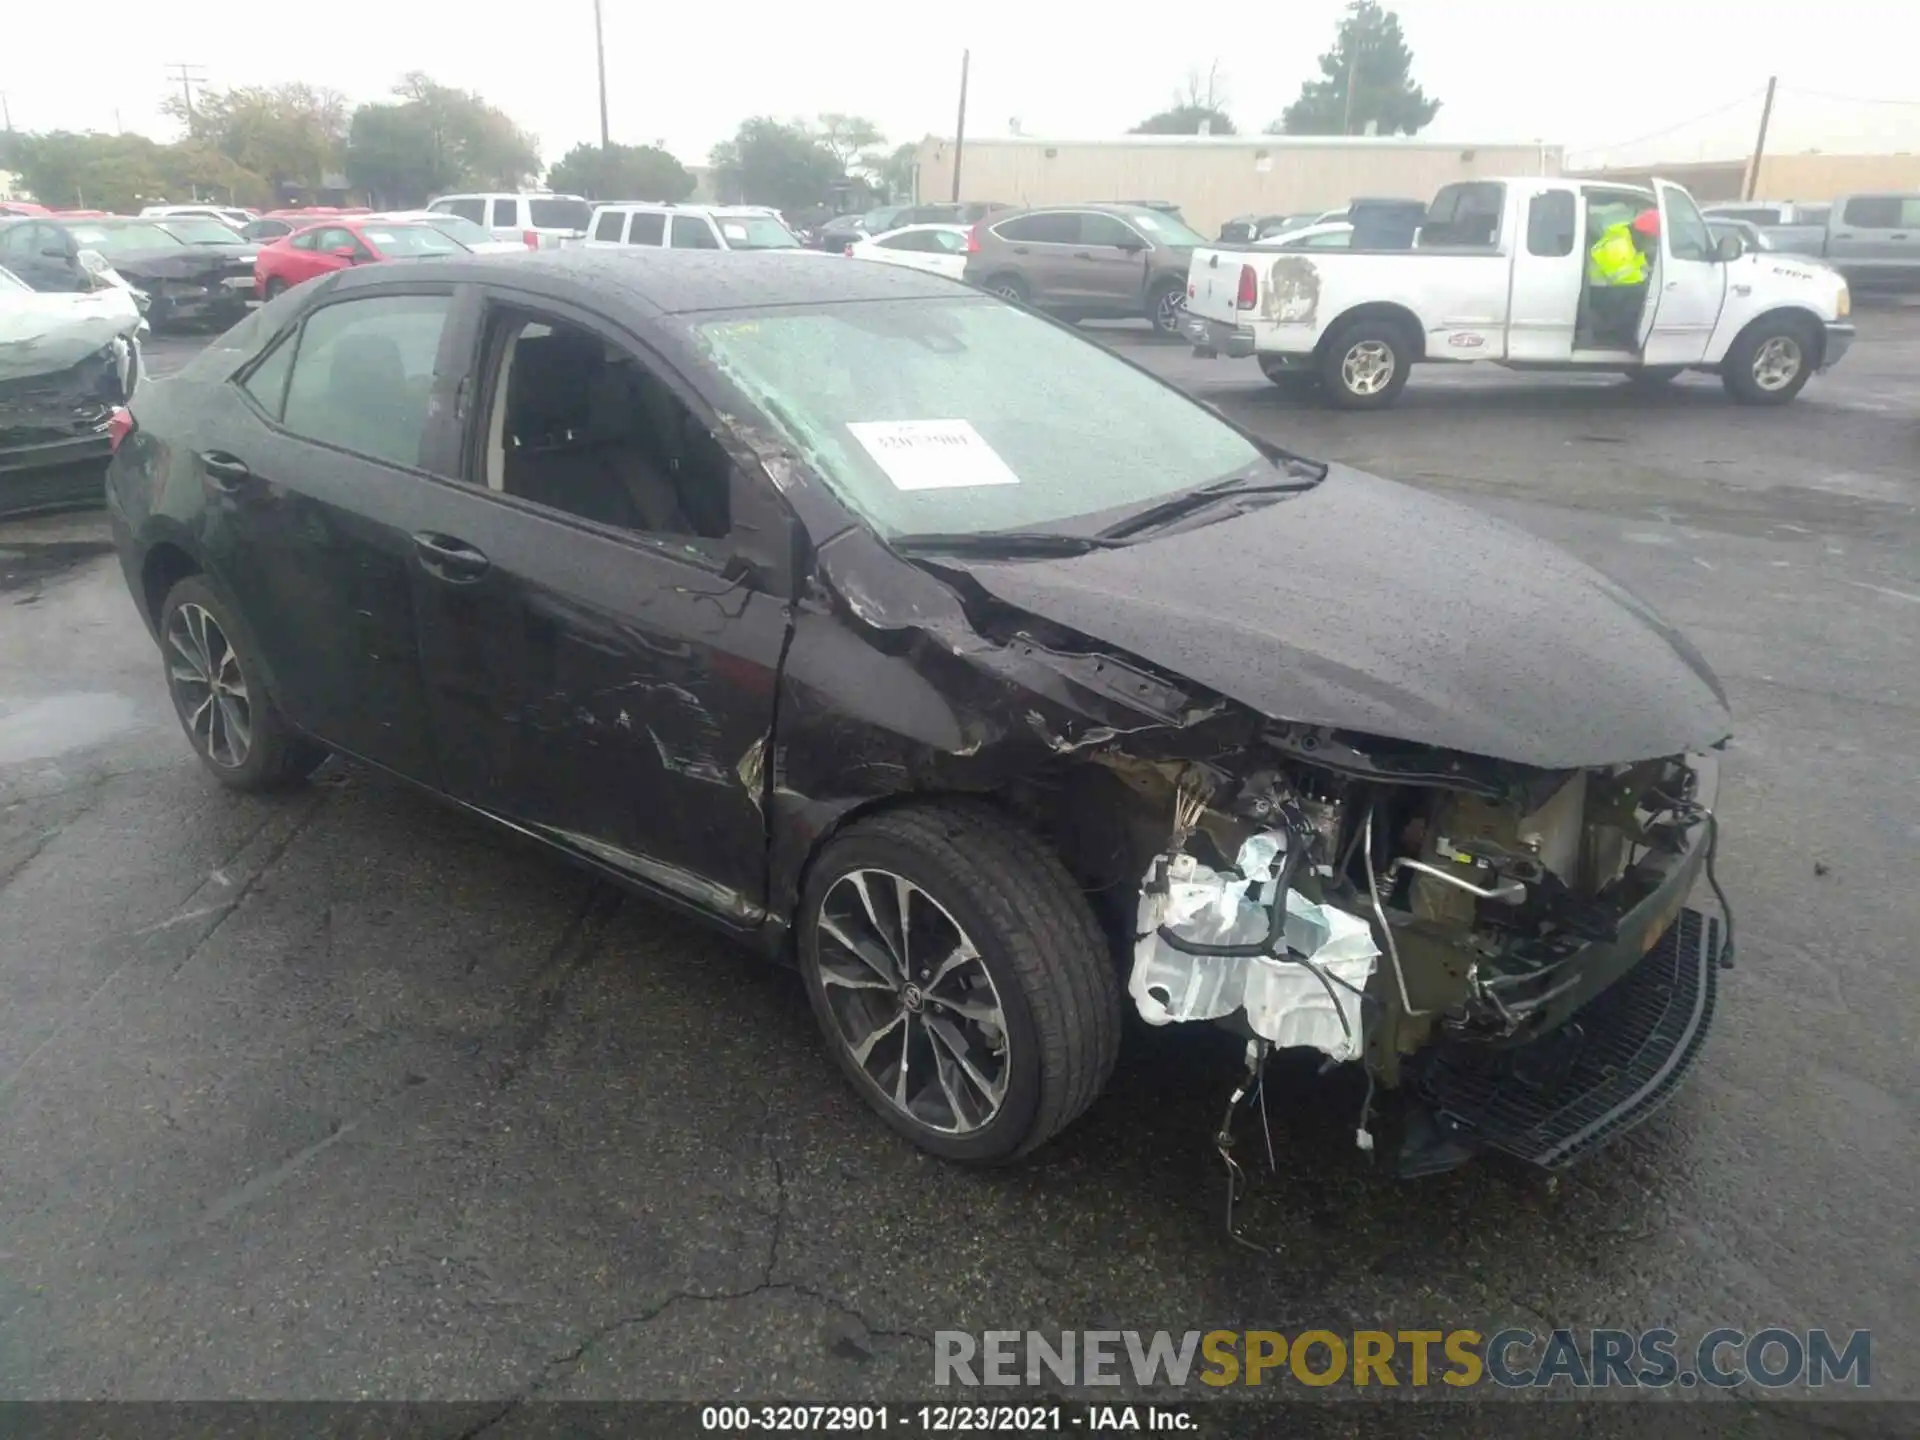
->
[1402,907,1721,1174]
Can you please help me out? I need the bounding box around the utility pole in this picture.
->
[950,49,970,202]
[166,64,208,131]
[1743,75,1777,201]
[592,0,610,149]
[2,92,12,133]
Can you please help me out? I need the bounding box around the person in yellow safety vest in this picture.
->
[1587,208,1659,345]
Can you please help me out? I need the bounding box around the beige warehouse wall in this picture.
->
[915,138,1562,237]
[1755,152,1920,200]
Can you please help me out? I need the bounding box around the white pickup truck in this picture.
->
[1184,177,1855,409]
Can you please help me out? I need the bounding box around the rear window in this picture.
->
[1839,195,1920,228]
[440,198,487,224]
[592,210,625,242]
[528,198,592,231]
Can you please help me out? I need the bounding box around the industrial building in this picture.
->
[912,134,1564,237]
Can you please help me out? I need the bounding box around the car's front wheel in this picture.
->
[799,802,1121,1164]
[1722,315,1817,404]
[158,575,327,791]
[1147,280,1187,336]
[263,277,288,300]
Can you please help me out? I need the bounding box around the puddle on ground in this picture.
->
[0,693,147,765]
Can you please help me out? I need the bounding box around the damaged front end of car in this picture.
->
[2,288,143,515]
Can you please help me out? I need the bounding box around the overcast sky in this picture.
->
[6,0,1918,172]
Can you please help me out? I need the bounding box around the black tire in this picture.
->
[984,273,1029,306]
[1318,316,1414,409]
[263,277,289,300]
[158,575,327,792]
[1626,366,1683,387]
[1146,279,1187,337]
[798,801,1122,1164]
[1721,314,1817,405]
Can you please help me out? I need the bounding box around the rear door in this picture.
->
[486,197,520,243]
[1830,195,1920,279]
[1639,182,1727,366]
[989,212,1080,305]
[196,286,461,781]
[624,212,666,249]
[1507,187,1580,362]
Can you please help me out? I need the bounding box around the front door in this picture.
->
[196,286,457,781]
[408,293,792,919]
[1638,181,1728,366]
[1507,187,1582,362]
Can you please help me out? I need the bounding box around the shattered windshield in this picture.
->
[692,297,1264,537]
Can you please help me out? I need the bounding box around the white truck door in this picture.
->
[1637,181,1728,366]
[1506,186,1581,363]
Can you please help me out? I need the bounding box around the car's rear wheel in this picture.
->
[1147,279,1187,336]
[158,576,326,791]
[263,277,288,300]
[798,801,1121,1164]
[1722,315,1817,404]
[1319,317,1414,409]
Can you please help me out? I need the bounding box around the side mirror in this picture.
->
[1116,238,1147,254]
[1715,233,1744,261]
[331,244,361,261]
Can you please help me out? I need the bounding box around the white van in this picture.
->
[583,203,807,252]
[426,193,593,249]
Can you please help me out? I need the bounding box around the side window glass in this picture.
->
[240,333,297,420]
[1663,189,1714,262]
[592,210,624,241]
[281,295,451,470]
[1078,213,1140,247]
[1903,199,1920,228]
[289,230,317,251]
[485,313,732,540]
[671,216,720,249]
[445,198,484,224]
[1526,191,1576,257]
[996,213,1077,244]
[1840,197,1901,228]
[488,198,516,229]
[627,212,665,245]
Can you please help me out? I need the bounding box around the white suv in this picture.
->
[427,192,593,249]
[584,203,808,252]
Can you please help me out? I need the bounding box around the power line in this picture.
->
[1777,85,1920,109]
[1575,87,1765,158]
[165,63,208,127]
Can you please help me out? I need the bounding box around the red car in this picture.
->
[253,218,467,298]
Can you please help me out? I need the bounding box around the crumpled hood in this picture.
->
[109,245,252,280]
[955,466,1732,770]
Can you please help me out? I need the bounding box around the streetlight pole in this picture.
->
[593,0,610,149]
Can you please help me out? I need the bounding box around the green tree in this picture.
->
[161,83,348,192]
[1133,63,1236,136]
[875,142,918,202]
[546,142,694,201]
[1270,1,1439,136]
[343,74,541,206]
[708,119,843,211]
[812,113,885,173]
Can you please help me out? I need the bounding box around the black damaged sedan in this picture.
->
[3,216,257,332]
[107,251,1734,1172]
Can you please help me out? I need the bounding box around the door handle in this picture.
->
[412,531,490,581]
[1072,250,1095,259]
[1891,233,1909,240]
[200,451,253,490]
[1012,246,1030,254]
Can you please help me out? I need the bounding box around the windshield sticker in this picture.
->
[722,223,749,240]
[847,420,1021,491]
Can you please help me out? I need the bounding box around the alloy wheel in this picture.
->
[992,282,1024,303]
[166,602,253,768]
[1751,335,1803,392]
[814,868,1010,1134]
[1341,340,1396,396]
[1155,288,1186,333]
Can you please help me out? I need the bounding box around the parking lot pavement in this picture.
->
[1,310,1915,1412]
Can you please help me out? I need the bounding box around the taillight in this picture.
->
[1236,264,1257,310]
[965,223,982,254]
[522,230,540,249]
[108,407,135,453]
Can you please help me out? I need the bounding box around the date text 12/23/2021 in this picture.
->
[700,1405,1196,1432]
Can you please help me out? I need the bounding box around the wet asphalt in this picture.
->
[1,311,1915,1421]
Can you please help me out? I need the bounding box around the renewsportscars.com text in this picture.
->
[934,1328,1871,1390]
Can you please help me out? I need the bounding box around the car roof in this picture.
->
[331,247,964,313]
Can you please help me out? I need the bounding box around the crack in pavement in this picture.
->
[492,882,622,1090]
[165,794,327,980]
[460,1103,930,1433]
